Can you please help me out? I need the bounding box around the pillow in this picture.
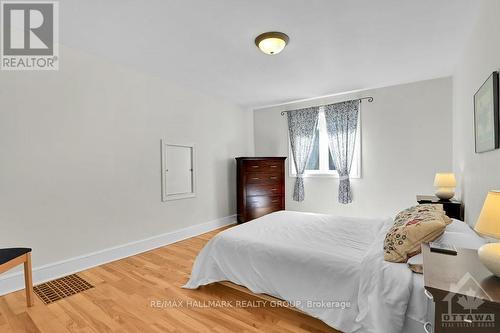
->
[406,231,486,274]
[394,204,452,226]
[384,207,448,263]
[407,254,423,274]
[446,219,473,233]
[436,231,486,249]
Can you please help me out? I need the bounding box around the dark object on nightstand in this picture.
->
[429,242,457,256]
[236,157,286,223]
[417,195,464,221]
[423,243,500,333]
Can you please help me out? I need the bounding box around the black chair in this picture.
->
[0,248,34,306]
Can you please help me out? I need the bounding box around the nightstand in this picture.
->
[417,195,464,221]
[422,243,500,333]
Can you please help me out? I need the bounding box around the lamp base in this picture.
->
[435,187,455,200]
[478,243,500,277]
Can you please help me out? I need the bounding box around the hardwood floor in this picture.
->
[0,226,340,333]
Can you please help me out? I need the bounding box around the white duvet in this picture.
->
[184,211,413,333]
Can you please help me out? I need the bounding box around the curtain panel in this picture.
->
[287,107,319,201]
[324,100,359,204]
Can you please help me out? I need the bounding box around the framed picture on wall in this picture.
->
[474,71,499,153]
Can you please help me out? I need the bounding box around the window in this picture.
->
[290,107,361,178]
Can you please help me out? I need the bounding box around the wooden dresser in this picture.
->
[236,157,286,223]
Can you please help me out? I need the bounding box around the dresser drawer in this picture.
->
[243,161,283,173]
[246,195,283,208]
[245,205,283,220]
[246,173,282,184]
[246,184,283,196]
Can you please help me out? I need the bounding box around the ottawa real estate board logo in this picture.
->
[1,1,58,70]
[441,273,495,330]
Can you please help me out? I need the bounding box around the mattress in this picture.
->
[185,211,414,332]
[185,212,484,333]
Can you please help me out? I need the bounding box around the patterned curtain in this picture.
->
[324,100,359,204]
[287,107,319,201]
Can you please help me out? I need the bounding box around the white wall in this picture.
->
[254,78,453,218]
[452,0,500,225]
[0,46,253,271]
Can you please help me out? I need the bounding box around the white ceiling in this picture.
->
[61,0,479,108]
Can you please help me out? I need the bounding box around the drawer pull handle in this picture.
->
[251,165,259,168]
[423,322,432,333]
[271,188,277,191]
[270,177,277,180]
[251,177,260,180]
[270,165,277,168]
[272,200,279,203]
[424,289,433,301]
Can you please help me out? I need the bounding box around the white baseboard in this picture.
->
[0,215,236,296]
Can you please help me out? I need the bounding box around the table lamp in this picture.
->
[475,191,500,277]
[434,173,457,200]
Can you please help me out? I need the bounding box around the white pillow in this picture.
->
[407,231,486,274]
[436,231,486,249]
[446,219,473,234]
[408,253,423,266]
[407,253,424,273]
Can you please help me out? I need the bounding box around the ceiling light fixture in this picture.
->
[255,32,289,55]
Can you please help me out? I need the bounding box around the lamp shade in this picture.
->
[475,191,500,239]
[433,173,456,187]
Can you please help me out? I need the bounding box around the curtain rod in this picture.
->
[280,97,374,116]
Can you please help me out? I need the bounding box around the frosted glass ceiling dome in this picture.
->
[255,32,289,55]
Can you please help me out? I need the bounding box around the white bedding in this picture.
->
[184,212,484,333]
[184,211,413,333]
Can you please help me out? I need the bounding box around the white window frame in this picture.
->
[289,107,361,178]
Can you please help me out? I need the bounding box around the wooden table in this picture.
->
[423,243,500,332]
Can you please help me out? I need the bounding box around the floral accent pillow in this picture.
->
[394,204,451,226]
[384,206,448,263]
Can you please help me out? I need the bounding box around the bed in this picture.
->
[184,210,485,333]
